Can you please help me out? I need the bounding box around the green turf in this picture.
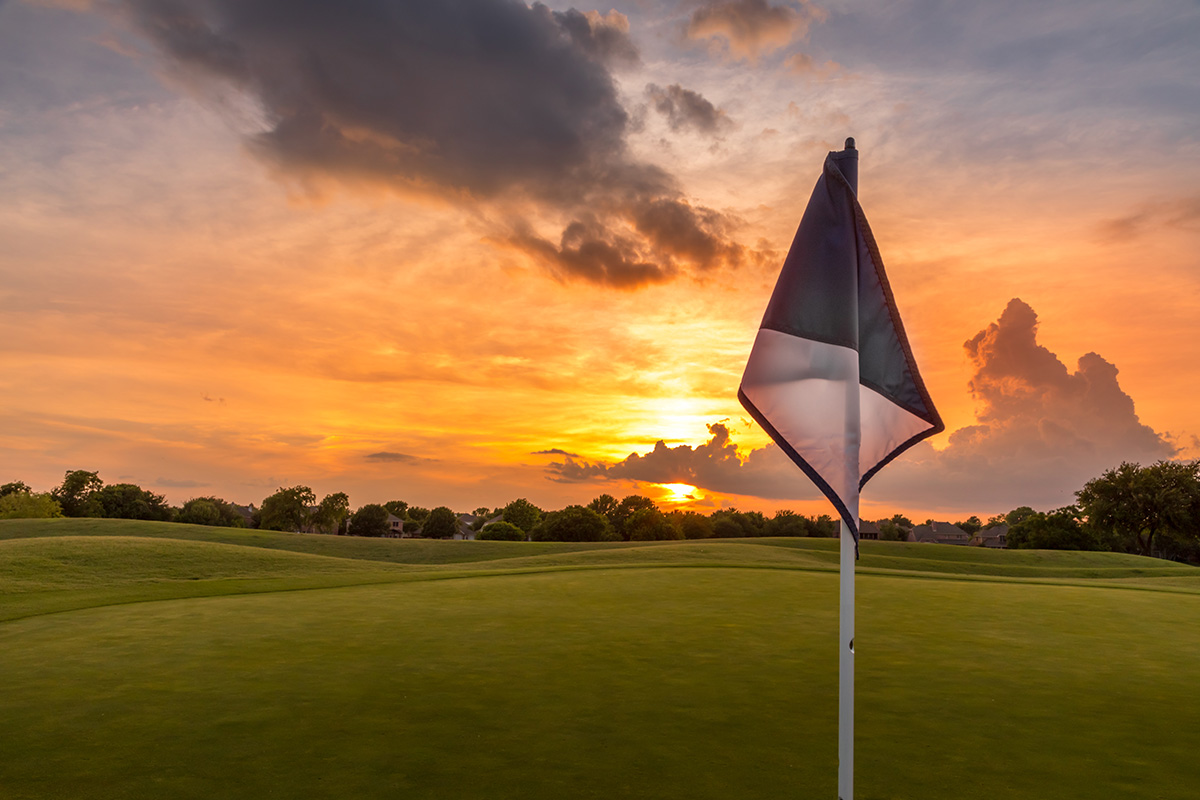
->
[0,519,1197,798]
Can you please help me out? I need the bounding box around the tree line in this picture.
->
[2,460,1197,561]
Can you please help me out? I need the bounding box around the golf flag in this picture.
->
[738,143,943,541]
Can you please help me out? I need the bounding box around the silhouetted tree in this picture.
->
[1,481,31,497]
[423,506,458,539]
[767,510,810,537]
[532,505,613,542]
[625,507,681,540]
[502,498,542,534]
[259,486,316,532]
[312,492,351,535]
[477,520,525,541]
[1077,461,1200,558]
[1007,506,1099,550]
[52,470,103,517]
[612,495,657,539]
[94,483,172,521]
[349,504,390,537]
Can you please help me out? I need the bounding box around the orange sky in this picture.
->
[1,0,1197,521]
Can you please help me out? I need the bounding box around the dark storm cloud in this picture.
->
[508,196,760,288]
[120,0,761,287]
[552,300,1174,511]
[645,83,732,135]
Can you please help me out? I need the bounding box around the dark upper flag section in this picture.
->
[739,143,943,540]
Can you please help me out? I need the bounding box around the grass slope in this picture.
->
[1,569,1197,799]
[1,518,1198,798]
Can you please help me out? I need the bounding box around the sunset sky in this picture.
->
[2,0,1198,521]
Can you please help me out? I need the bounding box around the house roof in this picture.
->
[910,521,970,543]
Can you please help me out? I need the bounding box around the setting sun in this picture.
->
[659,483,701,503]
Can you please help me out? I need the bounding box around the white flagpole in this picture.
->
[838,136,860,800]
[838,517,856,799]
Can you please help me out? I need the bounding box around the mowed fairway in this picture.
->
[1,521,1198,799]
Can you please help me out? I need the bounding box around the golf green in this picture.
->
[2,552,1197,799]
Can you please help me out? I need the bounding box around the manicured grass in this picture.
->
[1,520,1197,798]
[1,568,1198,799]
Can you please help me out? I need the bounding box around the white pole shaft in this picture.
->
[838,517,855,800]
[838,135,861,800]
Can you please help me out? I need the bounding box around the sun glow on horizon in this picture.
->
[659,483,700,503]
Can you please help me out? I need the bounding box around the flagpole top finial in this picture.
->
[844,137,856,150]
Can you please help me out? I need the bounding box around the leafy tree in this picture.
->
[710,510,745,538]
[955,515,983,535]
[767,510,810,537]
[1,481,31,497]
[890,513,914,529]
[259,485,316,532]
[984,513,1007,528]
[312,492,351,535]
[52,470,104,517]
[349,504,390,537]
[587,494,619,524]
[384,500,409,518]
[502,498,542,534]
[472,506,491,517]
[674,510,714,540]
[0,492,63,519]
[740,510,768,537]
[94,483,172,521]
[625,507,681,541]
[877,519,908,541]
[178,498,222,526]
[1007,506,1099,551]
[477,520,525,541]
[612,495,657,539]
[423,506,459,539]
[532,505,613,542]
[1005,506,1038,527]
[407,506,430,524]
[812,514,838,538]
[1077,461,1200,558]
[177,496,244,527]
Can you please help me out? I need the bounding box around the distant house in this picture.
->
[384,513,405,538]
[908,521,970,545]
[858,519,881,541]
[970,524,1008,548]
[230,503,256,527]
[454,513,478,541]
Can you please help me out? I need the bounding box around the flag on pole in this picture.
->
[738,142,943,541]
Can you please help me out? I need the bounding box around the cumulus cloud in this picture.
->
[645,83,733,135]
[117,0,760,288]
[956,298,1171,462]
[551,300,1174,511]
[547,422,821,499]
[531,448,580,457]
[685,0,824,60]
